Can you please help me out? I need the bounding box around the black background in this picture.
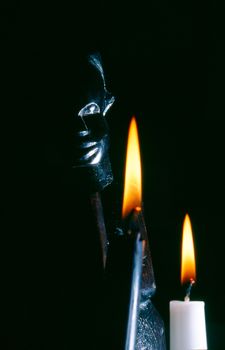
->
[1,1,225,349]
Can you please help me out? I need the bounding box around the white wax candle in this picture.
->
[170,300,207,350]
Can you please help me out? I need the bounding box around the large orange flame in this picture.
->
[181,213,196,284]
[122,116,142,218]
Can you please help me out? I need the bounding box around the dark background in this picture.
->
[1,1,225,349]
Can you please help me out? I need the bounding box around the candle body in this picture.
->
[170,300,207,350]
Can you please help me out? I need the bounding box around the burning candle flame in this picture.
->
[181,213,196,285]
[122,116,142,218]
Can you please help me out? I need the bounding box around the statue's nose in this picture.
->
[74,116,89,136]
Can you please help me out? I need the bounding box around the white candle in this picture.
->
[170,213,208,350]
[170,300,207,350]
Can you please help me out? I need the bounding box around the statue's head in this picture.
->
[70,52,115,193]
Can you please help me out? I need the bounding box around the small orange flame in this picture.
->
[181,213,196,284]
[122,117,142,218]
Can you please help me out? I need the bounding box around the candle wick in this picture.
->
[184,278,195,301]
[184,295,190,302]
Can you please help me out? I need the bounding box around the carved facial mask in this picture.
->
[71,52,115,192]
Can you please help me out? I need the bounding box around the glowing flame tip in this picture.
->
[181,213,196,285]
[122,117,142,218]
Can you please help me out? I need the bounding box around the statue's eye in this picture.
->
[78,102,100,117]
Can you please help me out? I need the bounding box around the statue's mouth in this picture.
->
[72,139,104,167]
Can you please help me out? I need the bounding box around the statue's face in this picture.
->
[72,53,115,168]
[67,53,114,192]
